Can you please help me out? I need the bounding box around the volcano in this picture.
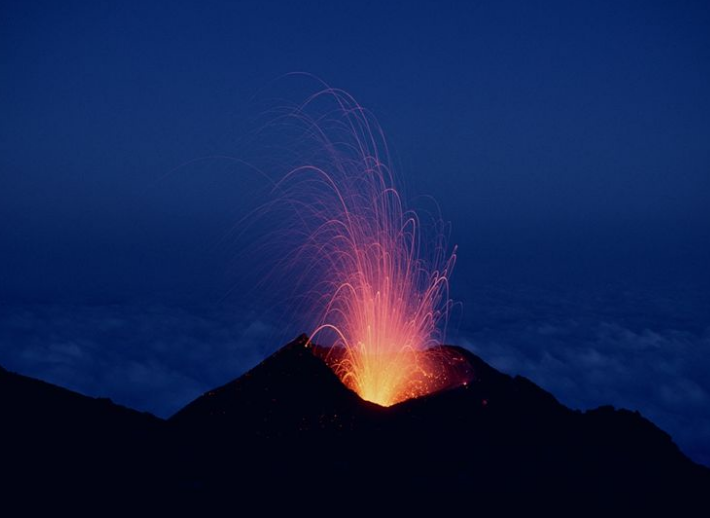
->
[2,337,708,512]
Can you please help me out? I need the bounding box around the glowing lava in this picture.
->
[269,81,472,406]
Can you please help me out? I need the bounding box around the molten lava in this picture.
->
[265,80,473,406]
[317,345,474,407]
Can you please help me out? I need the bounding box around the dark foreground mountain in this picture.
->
[2,337,708,512]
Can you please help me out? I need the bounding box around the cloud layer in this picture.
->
[452,283,710,467]
[0,303,278,417]
[1,283,708,467]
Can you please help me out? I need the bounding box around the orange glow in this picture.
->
[318,345,473,407]
[271,81,473,406]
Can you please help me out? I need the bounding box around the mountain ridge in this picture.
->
[2,334,708,511]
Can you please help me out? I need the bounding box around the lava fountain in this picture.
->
[261,81,472,406]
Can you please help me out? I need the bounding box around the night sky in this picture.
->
[1,1,709,465]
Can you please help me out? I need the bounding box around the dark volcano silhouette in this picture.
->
[2,336,708,511]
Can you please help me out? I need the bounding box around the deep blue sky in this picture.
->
[1,1,709,464]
